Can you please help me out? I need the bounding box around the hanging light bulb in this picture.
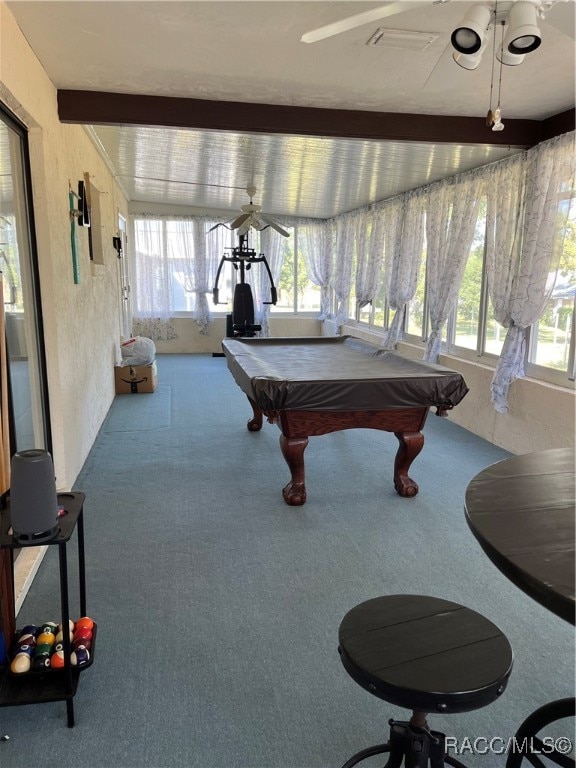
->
[492,107,505,131]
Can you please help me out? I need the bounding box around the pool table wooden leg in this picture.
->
[246,397,263,431]
[279,435,309,506]
[393,431,424,497]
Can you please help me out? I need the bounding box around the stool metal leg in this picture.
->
[340,720,470,768]
[505,698,575,768]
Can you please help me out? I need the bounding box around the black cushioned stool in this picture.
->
[338,595,513,768]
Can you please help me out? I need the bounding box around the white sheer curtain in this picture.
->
[424,173,483,362]
[132,218,176,340]
[333,213,357,329]
[486,131,576,411]
[246,227,289,336]
[355,206,386,315]
[381,190,426,349]
[133,216,228,339]
[298,219,333,319]
[191,218,223,334]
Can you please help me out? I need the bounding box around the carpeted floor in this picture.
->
[1,354,573,768]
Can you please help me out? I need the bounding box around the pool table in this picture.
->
[222,336,469,506]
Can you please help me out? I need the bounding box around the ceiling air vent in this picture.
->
[366,28,440,50]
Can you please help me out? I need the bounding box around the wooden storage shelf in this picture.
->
[0,492,90,727]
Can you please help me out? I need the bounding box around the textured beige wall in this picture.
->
[338,322,575,455]
[1,3,130,488]
[155,316,322,354]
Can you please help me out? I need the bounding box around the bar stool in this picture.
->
[338,594,513,768]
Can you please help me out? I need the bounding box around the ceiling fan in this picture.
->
[300,0,573,73]
[208,185,290,238]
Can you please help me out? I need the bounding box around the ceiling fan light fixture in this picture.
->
[505,1,541,54]
[451,4,491,54]
[496,47,525,65]
[452,48,483,69]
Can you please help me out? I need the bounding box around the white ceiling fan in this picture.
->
[209,185,290,238]
[300,0,574,74]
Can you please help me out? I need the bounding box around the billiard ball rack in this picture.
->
[0,492,92,727]
[8,623,97,676]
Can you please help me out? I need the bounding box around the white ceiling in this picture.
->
[6,0,576,218]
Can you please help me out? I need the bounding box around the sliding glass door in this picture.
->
[0,105,51,455]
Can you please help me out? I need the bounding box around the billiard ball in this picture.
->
[32,653,51,671]
[34,642,54,656]
[73,626,92,642]
[73,647,90,666]
[39,622,57,635]
[50,650,65,669]
[19,624,38,637]
[36,632,56,646]
[74,616,94,631]
[57,620,75,633]
[16,633,36,647]
[10,653,31,674]
[15,643,34,657]
[55,630,73,644]
[72,637,91,651]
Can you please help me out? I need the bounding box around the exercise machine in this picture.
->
[212,234,277,338]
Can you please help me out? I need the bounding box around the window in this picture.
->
[527,196,576,376]
[405,239,427,339]
[453,201,487,352]
[274,239,296,312]
[133,218,321,317]
[354,159,575,388]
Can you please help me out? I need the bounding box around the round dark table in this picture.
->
[465,446,575,625]
[465,447,575,768]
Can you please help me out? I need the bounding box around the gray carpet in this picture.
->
[2,354,574,768]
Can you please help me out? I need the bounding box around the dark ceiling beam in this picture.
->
[57,90,573,148]
[540,108,576,141]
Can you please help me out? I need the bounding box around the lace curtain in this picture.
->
[133,216,225,339]
[424,173,484,362]
[132,218,176,340]
[333,212,358,329]
[380,191,426,349]
[355,206,386,315]
[298,220,333,319]
[195,219,227,334]
[486,131,576,412]
[249,227,289,336]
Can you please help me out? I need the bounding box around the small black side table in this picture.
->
[0,492,88,727]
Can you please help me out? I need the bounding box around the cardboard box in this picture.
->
[114,361,157,394]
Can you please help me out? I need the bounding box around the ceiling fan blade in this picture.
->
[207,221,233,233]
[300,1,428,44]
[260,214,290,237]
[230,213,250,229]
